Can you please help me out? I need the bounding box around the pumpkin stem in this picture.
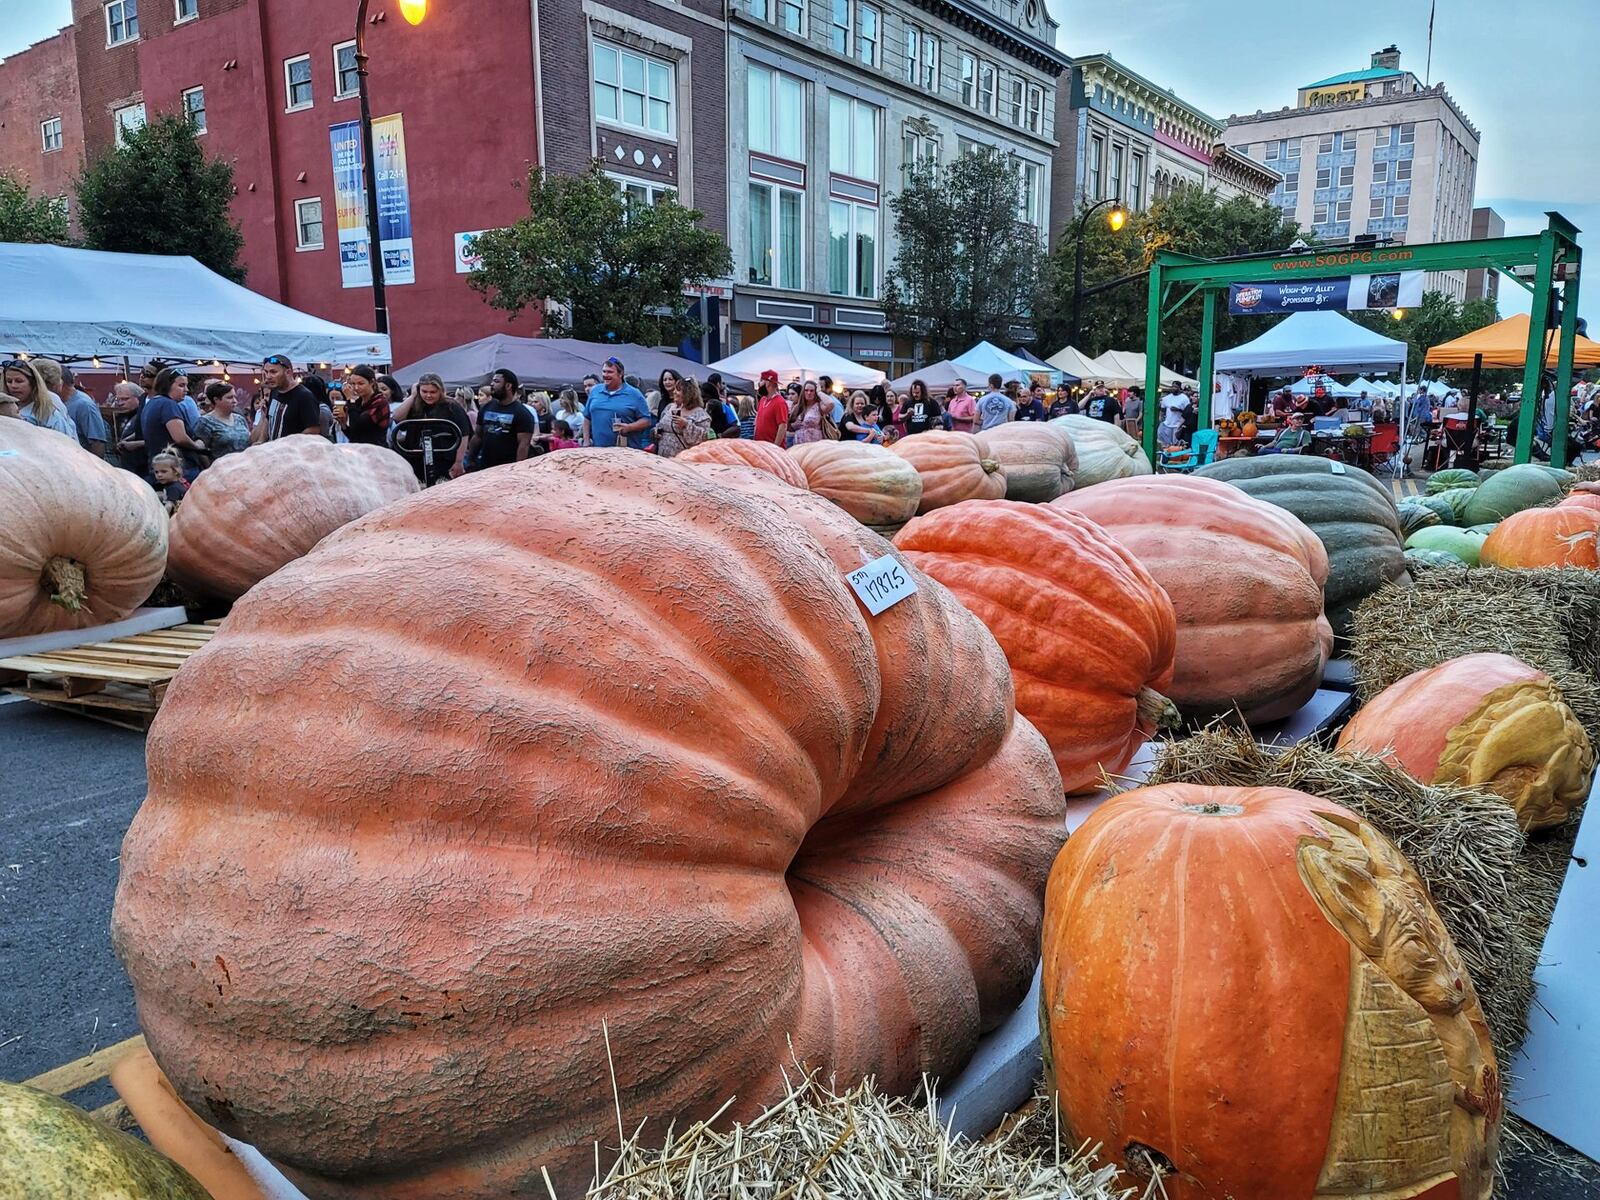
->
[979,457,1001,475]
[1136,687,1182,732]
[43,556,88,614]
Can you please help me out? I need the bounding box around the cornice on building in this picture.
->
[1211,142,1281,187]
[1072,52,1223,138]
[1226,81,1480,143]
[907,0,1070,75]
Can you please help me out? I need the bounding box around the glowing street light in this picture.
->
[399,0,428,25]
[1107,203,1129,233]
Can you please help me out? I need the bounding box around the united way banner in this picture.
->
[1229,270,1423,316]
[328,115,416,289]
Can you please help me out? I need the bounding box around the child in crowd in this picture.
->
[736,396,757,439]
[547,419,579,451]
[151,450,189,512]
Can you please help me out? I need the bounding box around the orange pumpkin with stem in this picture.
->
[675,437,809,490]
[889,431,1006,511]
[788,440,923,526]
[1042,783,1499,1200]
[895,500,1178,792]
[1052,475,1333,724]
[113,451,1065,1198]
[1479,505,1600,569]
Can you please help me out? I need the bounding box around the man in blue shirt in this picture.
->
[584,356,652,449]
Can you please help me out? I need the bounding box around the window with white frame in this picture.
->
[1393,194,1409,217]
[828,200,876,297]
[1371,160,1389,184]
[1370,197,1385,219]
[1314,201,1330,224]
[749,182,804,288]
[902,25,919,83]
[1287,138,1300,159]
[829,0,851,55]
[1316,166,1331,188]
[902,128,937,172]
[334,41,359,99]
[609,173,674,210]
[1266,141,1280,162]
[1338,163,1354,187]
[284,55,312,110]
[1335,199,1351,222]
[747,64,805,290]
[1009,78,1024,125]
[777,0,803,32]
[1129,152,1144,210]
[294,198,324,250]
[106,0,138,45]
[1087,135,1103,198]
[1396,158,1412,182]
[1318,132,1333,154]
[1283,170,1299,193]
[182,86,206,132]
[1109,143,1123,200]
[920,33,939,90]
[959,53,976,106]
[1015,159,1042,227]
[40,118,64,153]
[977,61,996,114]
[1376,126,1392,148]
[175,0,197,21]
[1025,84,1042,133]
[829,93,878,180]
[593,41,675,137]
[113,102,145,145]
[1399,122,1415,144]
[856,4,879,65]
[747,63,804,161]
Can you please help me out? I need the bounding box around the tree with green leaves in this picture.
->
[75,114,245,281]
[468,163,731,346]
[883,148,1042,361]
[0,172,71,245]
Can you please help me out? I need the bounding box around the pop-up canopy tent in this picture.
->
[1045,345,1100,382]
[0,242,390,365]
[1010,346,1073,381]
[1215,310,1408,378]
[393,333,751,393]
[1347,376,1394,396]
[888,360,969,394]
[1090,350,1196,390]
[1424,312,1600,370]
[707,325,886,388]
[953,340,1050,384]
[1286,374,1359,399]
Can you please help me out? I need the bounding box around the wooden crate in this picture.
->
[22,1034,146,1131]
[0,621,221,730]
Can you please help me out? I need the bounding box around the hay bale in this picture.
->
[581,1069,1132,1199]
[1572,463,1600,484]
[1141,727,1546,1062]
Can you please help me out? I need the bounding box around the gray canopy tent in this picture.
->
[394,334,751,393]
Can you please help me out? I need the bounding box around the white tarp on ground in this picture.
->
[1089,349,1197,390]
[706,324,886,388]
[1215,310,1408,377]
[0,242,391,365]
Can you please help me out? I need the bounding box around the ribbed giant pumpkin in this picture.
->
[1194,455,1406,641]
[167,437,419,600]
[1049,414,1152,486]
[1560,490,1600,515]
[895,500,1177,793]
[974,423,1078,503]
[1053,475,1333,724]
[1479,505,1600,570]
[1337,652,1594,830]
[675,436,809,490]
[889,431,1006,511]
[788,440,922,526]
[112,450,1065,1199]
[1042,784,1500,1200]
[0,418,168,637]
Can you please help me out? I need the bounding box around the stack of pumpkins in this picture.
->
[1398,464,1600,571]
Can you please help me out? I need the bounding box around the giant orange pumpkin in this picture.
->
[788,440,923,526]
[1557,490,1600,516]
[1479,505,1600,570]
[0,418,168,637]
[166,438,420,600]
[1042,784,1500,1200]
[895,501,1177,792]
[1052,475,1333,724]
[112,450,1065,1199]
[1337,652,1594,830]
[890,431,1006,511]
[674,436,809,490]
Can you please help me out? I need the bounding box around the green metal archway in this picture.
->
[1141,212,1585,467]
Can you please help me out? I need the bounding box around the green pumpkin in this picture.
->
[1425,468,1480,494]
[1416,493,1463,526]
[1405,525,1488,566]
[0,1083,212,1200]
[1468,522,1498,536]
[1194,455,1404,641]
[1461,463,1567,525]
[1439,486,1478,524]
[1405,547,1470,572]
[1396,500,1443,537]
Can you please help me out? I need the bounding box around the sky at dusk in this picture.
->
[4,0,1592,322]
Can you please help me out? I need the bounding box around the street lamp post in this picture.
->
[353,0,428,337]
[1069,197,1129,351]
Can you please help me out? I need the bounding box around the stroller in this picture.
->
[391,418,464,488]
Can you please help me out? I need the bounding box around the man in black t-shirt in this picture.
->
[1017,382,1048,421]
[1085,385,1123,424]
[252,354,324,443]
[472,369,535,468]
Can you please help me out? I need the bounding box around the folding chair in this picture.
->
[1158,429,1219,473]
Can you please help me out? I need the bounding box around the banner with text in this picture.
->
[1229,270,1423,316]
[329,115,416,289]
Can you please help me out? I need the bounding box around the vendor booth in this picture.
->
[1089,350,1196,391]
[707,325,886,389]
[393,334,751,393]
[1044,345,1103,382]
[952,341,1051,384]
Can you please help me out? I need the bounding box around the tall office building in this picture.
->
[1466,206,1505,303]
[1224,46,1481,300]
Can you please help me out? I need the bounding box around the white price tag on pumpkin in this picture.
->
[1329,460,1346,474]
[846,554,918,616]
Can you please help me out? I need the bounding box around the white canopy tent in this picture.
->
[1347,376,1392,396]
[888,359,969,394]
[1216,310,1411,474]
[0,243,391,366]
[953,340,1049,384]
[1090,350,1197,390]
[1287,374,1359,399]
[1044,345,1101,382]
[706,324,886,388]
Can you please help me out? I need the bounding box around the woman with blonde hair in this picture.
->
[2,358,75,438]
[654,372,712,457]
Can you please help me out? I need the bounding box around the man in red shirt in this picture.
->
[753,369,789,445]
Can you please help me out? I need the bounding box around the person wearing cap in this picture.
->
[1085,382,1123,425]
[251,355,323,443]
[583,356,652,450]
[753,369,790,445]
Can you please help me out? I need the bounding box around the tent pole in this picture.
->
[1515,229,1557,465]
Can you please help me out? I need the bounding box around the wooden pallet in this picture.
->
[22,1034,146,1131]
[0,621,221,730]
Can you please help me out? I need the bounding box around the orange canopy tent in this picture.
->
[1424,312,1600,369]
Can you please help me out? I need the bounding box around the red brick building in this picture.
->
[0,26,84,211]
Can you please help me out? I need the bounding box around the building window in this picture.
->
[182,86,206,133]
[1008,77,1024,125]
[746,0,803,32]
[1335,199,1351,222]
[1318,132,1333,154]
[1393,194,1409,217]
[903,128,937,171]
[829,93,878,180]
[1370,197,1386,219]
[903,25,919,83]
[1266,141,1279,161]
[113,102,145,146]
[333,41,359,99]
[747,63,805,161]
[105,0,138,45]
[1109,143,1123,200]
[1315,166,1331,188]
[1087,135,1103,199]
[749,182,804,289]
[1283,171,1298,194]
[594,41,675,137]
[1376,126,1392,148]
[959,53,976,106]
[284,55,313,110]
[977,61,996,114]
[1371,160,1389,184]
[1399,122,1416,144]
[921,33,940,90]
[1396,158,1412,182]
[856,4,879,65]
[175,0,197,21]
[1287,138,1300,158]
[1314,201,1330,224]
[610,173,673,211]
[1337,163,1354,187]
[1129,152,1144,210]
[1015,159,1042,227]
[1025,84,1042,133]
[828,199,877,297]
[294,198,324,250]
[829,0,851,55]
[40,118,64,153]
